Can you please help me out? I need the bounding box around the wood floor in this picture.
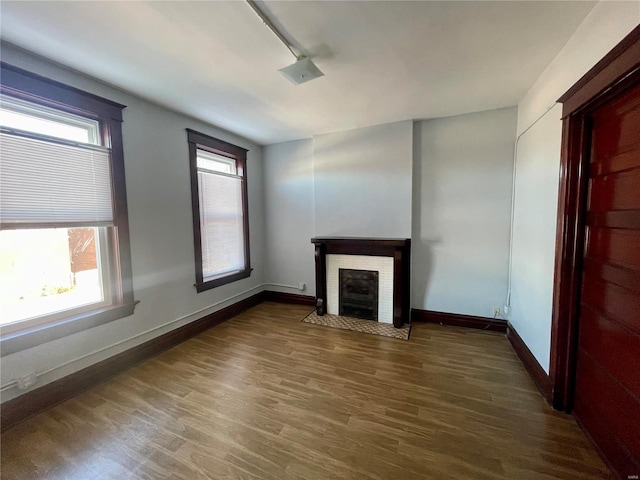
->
[1,302,611,479]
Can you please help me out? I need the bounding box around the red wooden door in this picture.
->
[574,80,640,477]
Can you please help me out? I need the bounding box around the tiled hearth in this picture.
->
[302,311,411,340]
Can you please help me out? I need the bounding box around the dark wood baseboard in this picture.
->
[411,309,508,333]
[264,290,316,306]
[1,291,266,433]
[507,321,553,404]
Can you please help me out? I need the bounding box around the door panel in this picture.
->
[589,169,640,211]
[581,277,640,334]
[583,258,640,294]
[575,351,640,456]
[574,384,640,476]
[578,305,640,397]
[586,227,640,270]
[574,80,640,478]
[591,88,640,159]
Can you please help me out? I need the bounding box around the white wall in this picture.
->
[412,108,517,317]
[511,1,640,373]
[263,110,518,317]
[0,44,266,402]
[510,104,562,374]
[263,139,316,294]
[313,121,413,238]
[263,121,414,297]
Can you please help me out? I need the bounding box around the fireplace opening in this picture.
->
[339,268,378,320]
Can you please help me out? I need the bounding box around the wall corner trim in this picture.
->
[507,321,553,404]
[411,309,508,333]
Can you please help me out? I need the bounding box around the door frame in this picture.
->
[551,25,640,412]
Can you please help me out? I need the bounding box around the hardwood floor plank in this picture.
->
[1,302,612,479]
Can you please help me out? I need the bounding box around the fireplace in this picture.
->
[339,268,379,320]
[311,237,411,328]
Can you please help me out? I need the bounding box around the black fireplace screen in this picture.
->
[339,268,379,320]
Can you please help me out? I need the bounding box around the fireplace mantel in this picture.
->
[311,237,411,328]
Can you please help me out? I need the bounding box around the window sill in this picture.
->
[0,302,137,356]
[195,268,252,292]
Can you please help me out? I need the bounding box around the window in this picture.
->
[0,63,135,354]
[187,129,251,291]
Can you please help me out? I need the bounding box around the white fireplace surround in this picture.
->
[326,254,394,323]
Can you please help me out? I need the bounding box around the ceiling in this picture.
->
[0,1,596,145]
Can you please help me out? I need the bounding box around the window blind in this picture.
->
[0,131,114,227]
[198,170,245,279]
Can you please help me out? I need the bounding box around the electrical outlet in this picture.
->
[298,282,306,291]
[16,372,37,390]
[492,307,501,317]
[503,305,511,316]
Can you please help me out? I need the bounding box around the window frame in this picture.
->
[186,129,251,292]
[0,63,136,356]
[0,94,101,144]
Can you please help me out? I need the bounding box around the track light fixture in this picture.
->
[277,57,324,85]
[246,0,324,85]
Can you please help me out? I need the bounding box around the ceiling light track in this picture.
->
[245,0,301,60]
[245,0,324,85]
